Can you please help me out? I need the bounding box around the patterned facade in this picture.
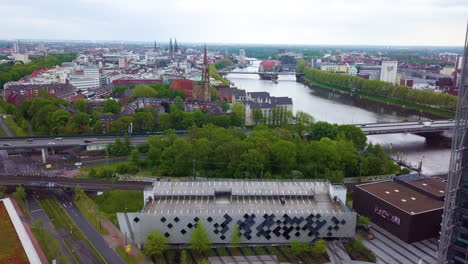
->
[118,180,356,247]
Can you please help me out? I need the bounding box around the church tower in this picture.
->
[192,45,211,101]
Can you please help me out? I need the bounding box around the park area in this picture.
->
[0,201,29,264]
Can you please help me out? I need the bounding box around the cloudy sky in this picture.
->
[1,0,467,46]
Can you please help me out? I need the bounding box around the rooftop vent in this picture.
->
[411,197,416,200]
[385,191,390,194]
[422,183,428,186]
[394,189,400,193]
[401,199,407,202]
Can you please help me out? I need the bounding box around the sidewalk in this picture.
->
[10,197,49,264]
[101,218,151,264]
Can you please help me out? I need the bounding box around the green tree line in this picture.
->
[297,60,457,111]
[0,54,76,89]
[105,123,400,181]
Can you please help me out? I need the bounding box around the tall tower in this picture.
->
[174,38,178,53]
[438,22,468,264]
[202,45,209,82]
[154,41,157,52]
[192,45,211,101]
[169,38,173,57]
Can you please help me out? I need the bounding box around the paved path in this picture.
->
[363,224,437,264]
[0,117,14,137]
[27,196,77,264]
[54,190,125,264]
[326,240,352,264]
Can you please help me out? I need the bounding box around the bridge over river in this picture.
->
[0,120,454,151]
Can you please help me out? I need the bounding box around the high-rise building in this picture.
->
[380,61,398,85]
[239,49,246,64]
[118,57,128,69]
[438,23,468,264]
[12,40,19,54]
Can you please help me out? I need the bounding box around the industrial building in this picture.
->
[353,175,445,243]
[118,180,356,247]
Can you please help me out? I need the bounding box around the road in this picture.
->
[358,120,455,135]
[27,196,78,264]
[54,190,125,264]
[0,120,454,150]
[0,135,153,150]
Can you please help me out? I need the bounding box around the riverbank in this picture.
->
[300,78,455,119]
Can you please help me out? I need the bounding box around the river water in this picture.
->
[226,60,451,175]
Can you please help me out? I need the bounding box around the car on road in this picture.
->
[2,143,12,146]
[83,139,93,143]
[55,137,63,141]
[25,139,34,143]
[48,141,56,145]
[74,162,83,166]
[423,121,432,127]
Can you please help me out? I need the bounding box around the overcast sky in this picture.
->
[1,0,467,46]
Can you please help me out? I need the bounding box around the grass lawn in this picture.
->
[38,198,107,264]
[0,201,29,264]
[31,220,73,264]
[117,246,139,264]
[241,246,254,255]
[80,161,128,172]
[74,193,109,235]
[93,190,143,226]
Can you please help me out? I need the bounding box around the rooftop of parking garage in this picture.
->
[144,180,346,215]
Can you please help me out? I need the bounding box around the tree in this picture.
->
[230,224,242,247]
[295,111,314,136]
[143,231,169,257]
[337,125,367,151]
[133,85,157,98]
[103,99,120,114]
[0,185,6,199]
[310,121,337,141]
[357,216,371,226]
[221,100,230,112]
[231,102,245,126]
[50,109,71,134]
[13,186,26,201]
[311,239,327,256]
[130,149,140,165]
[174,96,184,111]
[290,240,310,256]
[189,220,211,254]
[180,249,189,264]
[73,99,88,113]
[252,109,263,124]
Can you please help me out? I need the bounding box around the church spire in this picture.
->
[174,38,178,53]
[202,44,209,82]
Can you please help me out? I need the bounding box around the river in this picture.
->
[226,60,451,175]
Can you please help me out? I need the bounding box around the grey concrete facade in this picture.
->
[117,180,356,246]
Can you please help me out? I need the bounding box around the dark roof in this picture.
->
[272,97,293,105]
[356,181,443,214]
[248,92,270,98]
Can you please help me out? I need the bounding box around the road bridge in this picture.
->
[0,120,454,151]
[0,175,152,191]
[357,120,455,135]
[218,71,301,75]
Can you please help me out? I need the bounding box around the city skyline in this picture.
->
[1,0,467,46]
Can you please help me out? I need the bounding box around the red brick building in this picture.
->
[3,83,76,105]
[169,80,194,99]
